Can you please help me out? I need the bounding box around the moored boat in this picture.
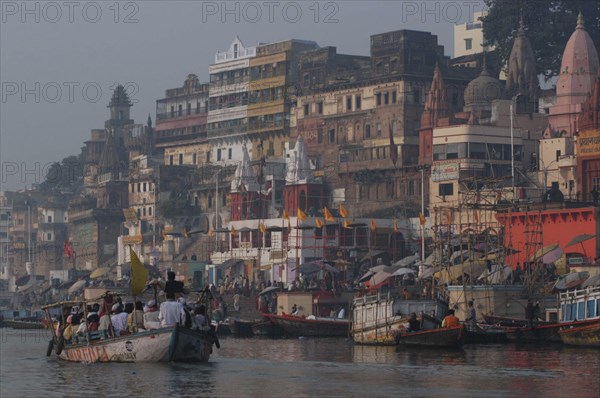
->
[558,320,600,347]
[262,313,349,337]
[396,325,466,348]
[3,319,46,329]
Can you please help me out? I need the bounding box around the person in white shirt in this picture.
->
[110,304,128,336]
[143,300,160,330]
[159,292,185,327]
[193,305,209,330]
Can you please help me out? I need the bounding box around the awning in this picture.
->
[214,258,244,270]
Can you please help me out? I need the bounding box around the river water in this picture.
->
[1,328,598,398]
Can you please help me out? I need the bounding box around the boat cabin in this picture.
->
[559,285,600,323]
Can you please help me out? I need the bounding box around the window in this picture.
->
[193,153,197,164]
[317,129,323,144]
[179,154,183,164]
[149,207,152,216]
[376,93,382,106]
[392,91,397,103]
[187,103,191,115]
[46,233,52,241]
[439,183,454,196]
[228,148,232,159]
[207,195,212,209]
[365,124,371,139]
[446,143,459,159]
[178,105,182,117]
[346,96,352,111]
[329,129,335,144]
[217,149,222,161]
[413,89,421,104]
[137,183,141,192]
[317,102,323,114]
[143,182,147,192]
[384,92,389,105]
[376,123,382,137]
[206,151,211,163]
[303,104,309,116]
[407,180,415,196]
[465,38,473,50]
[169,155,173,165]
[469,142,486,159]
[556,150,561,161]
[170,106,175,118]
[47,215,52,223]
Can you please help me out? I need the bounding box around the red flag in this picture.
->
[63,241,73,258]
[389,122,398,166]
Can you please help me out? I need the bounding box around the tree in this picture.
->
[39,147,86,192]
[482,0,599,82]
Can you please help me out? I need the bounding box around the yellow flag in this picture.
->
[419,213,426,226]
[324,207,335,222]
[129,246,148,297]
[260,223,267,233]
[297,207,307,222]
[370,219,377,231]
[287,220,292,233]
[339,204,349,218]
[183,227,189,239]
[208,228,214,237]
[283,209,290,221]
[230,225,237,235]
[315,218,324,228]
[343,219,352,229]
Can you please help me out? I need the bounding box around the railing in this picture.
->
[156,110,207,121]
[208,99,249,111]
[209,75,249,87]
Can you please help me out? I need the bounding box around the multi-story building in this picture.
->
[454,11,493,59]
[36,199,68,275]
[0,194,12,281]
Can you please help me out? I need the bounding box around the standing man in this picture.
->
[466,301,477,331]
[159,292,185,327]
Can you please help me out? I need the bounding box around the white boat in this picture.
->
[351,291,446,345]
[52,326,216,363]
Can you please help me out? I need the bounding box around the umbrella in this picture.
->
[357,269,376,283]
[390,267,415,277]
[418,266,435,280]
[90,267,111,279]
[392,254,418,268]
[566,234,595,248]
[582,274,600,288]
[369,270,391,286]
[258,286,281,296]
[552,271,589,291]
[477,265,512,284]
[528,244,560,262]
[68,279,87,294]
[541,247,563,264]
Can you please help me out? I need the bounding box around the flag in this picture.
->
[208,228,214,237]
[230,225,237,235]
[370,219,377,231]
[324,207,335,222]
[343,219,352,229]
[63,241,73,258]
[339,204,349,218]
[315,218,324,228]
[162,228,167,240]
[283,209,290,221]
[389,122,398,166]
[260,223,267,233]
[297,207,307,222]
[393,220,399,233]
[419,213,426,226]
[287,220,292,234]
[129,246,148,297]
[183,227,189,239]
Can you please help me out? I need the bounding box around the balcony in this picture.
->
[156,109,207,121]
[558,155,576,169]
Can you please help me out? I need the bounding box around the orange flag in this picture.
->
[259,223,267,233]
[339,204,349,218]
[315,218,324,228]
[419,213,426,226]
[370,219,377,231]
[343,219,352,229]
[183,227,189,239]
[283,209,290,221]
[287,220,292,234]
[230,225,237,235]
[393,220,399,233]
[324,207,335,222]
[297,207,307,222]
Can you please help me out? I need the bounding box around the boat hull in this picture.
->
[56,327,214,363]
[397,325,466,348]
[3,320,46,329]
[559,321,600,347]
[263,314,349,337]
[504,319,598,344]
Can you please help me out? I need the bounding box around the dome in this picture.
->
[556,12,599,104]
[464,68,504,111]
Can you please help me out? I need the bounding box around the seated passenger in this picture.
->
[407,313,421,332]
[193,305,209,330]
[143,300,160,330]
[441,309,460,328]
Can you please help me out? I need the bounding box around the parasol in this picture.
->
[541,247,563,264]
[528,244,560,262]
[566,234,595,248]
[392,254,419,268]
[357,269,376,283]
[369,270,391,286]
[68,279,87,294]
[90,267,111,279]
[390,267,415,278]
[552,271,589,291]
[258,286,281,296]
[582,274,600,288]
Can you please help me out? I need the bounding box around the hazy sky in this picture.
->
[0,0,486,191]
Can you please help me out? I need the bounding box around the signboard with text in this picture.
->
[432,163,459,182]
[578,130,600,156]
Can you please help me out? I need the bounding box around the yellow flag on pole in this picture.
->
[339,204,349,218]
[230,225,236,235]
[129,246,148,297]
[283,209,290,221]
[297,208,307,222]
[343,219,352,229]
[287,220,292,233]
[208,228,214,237]
[260,223,267,233]
[315,218,324,228]
[324,207,335,222]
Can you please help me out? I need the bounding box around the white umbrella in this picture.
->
[391,267,415,278]
[392,254,419,268]
[68,280,87,294]
[418,266,435,280]
[369,270,391,286]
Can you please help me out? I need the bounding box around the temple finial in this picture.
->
[577,10,584,29]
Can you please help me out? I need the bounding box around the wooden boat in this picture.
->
[228,318,254,337]
[262,313,349,337]
[482,314,550,328]
[49,326,217,363]
[351,290,447,345]
[251,318,285,337]
[396,325,466,348]
[503,319,598,343]
[559,320,600,347]
[3,319,46,329]
[465,324,508,344]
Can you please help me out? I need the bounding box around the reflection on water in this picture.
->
[1,330,599,398]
